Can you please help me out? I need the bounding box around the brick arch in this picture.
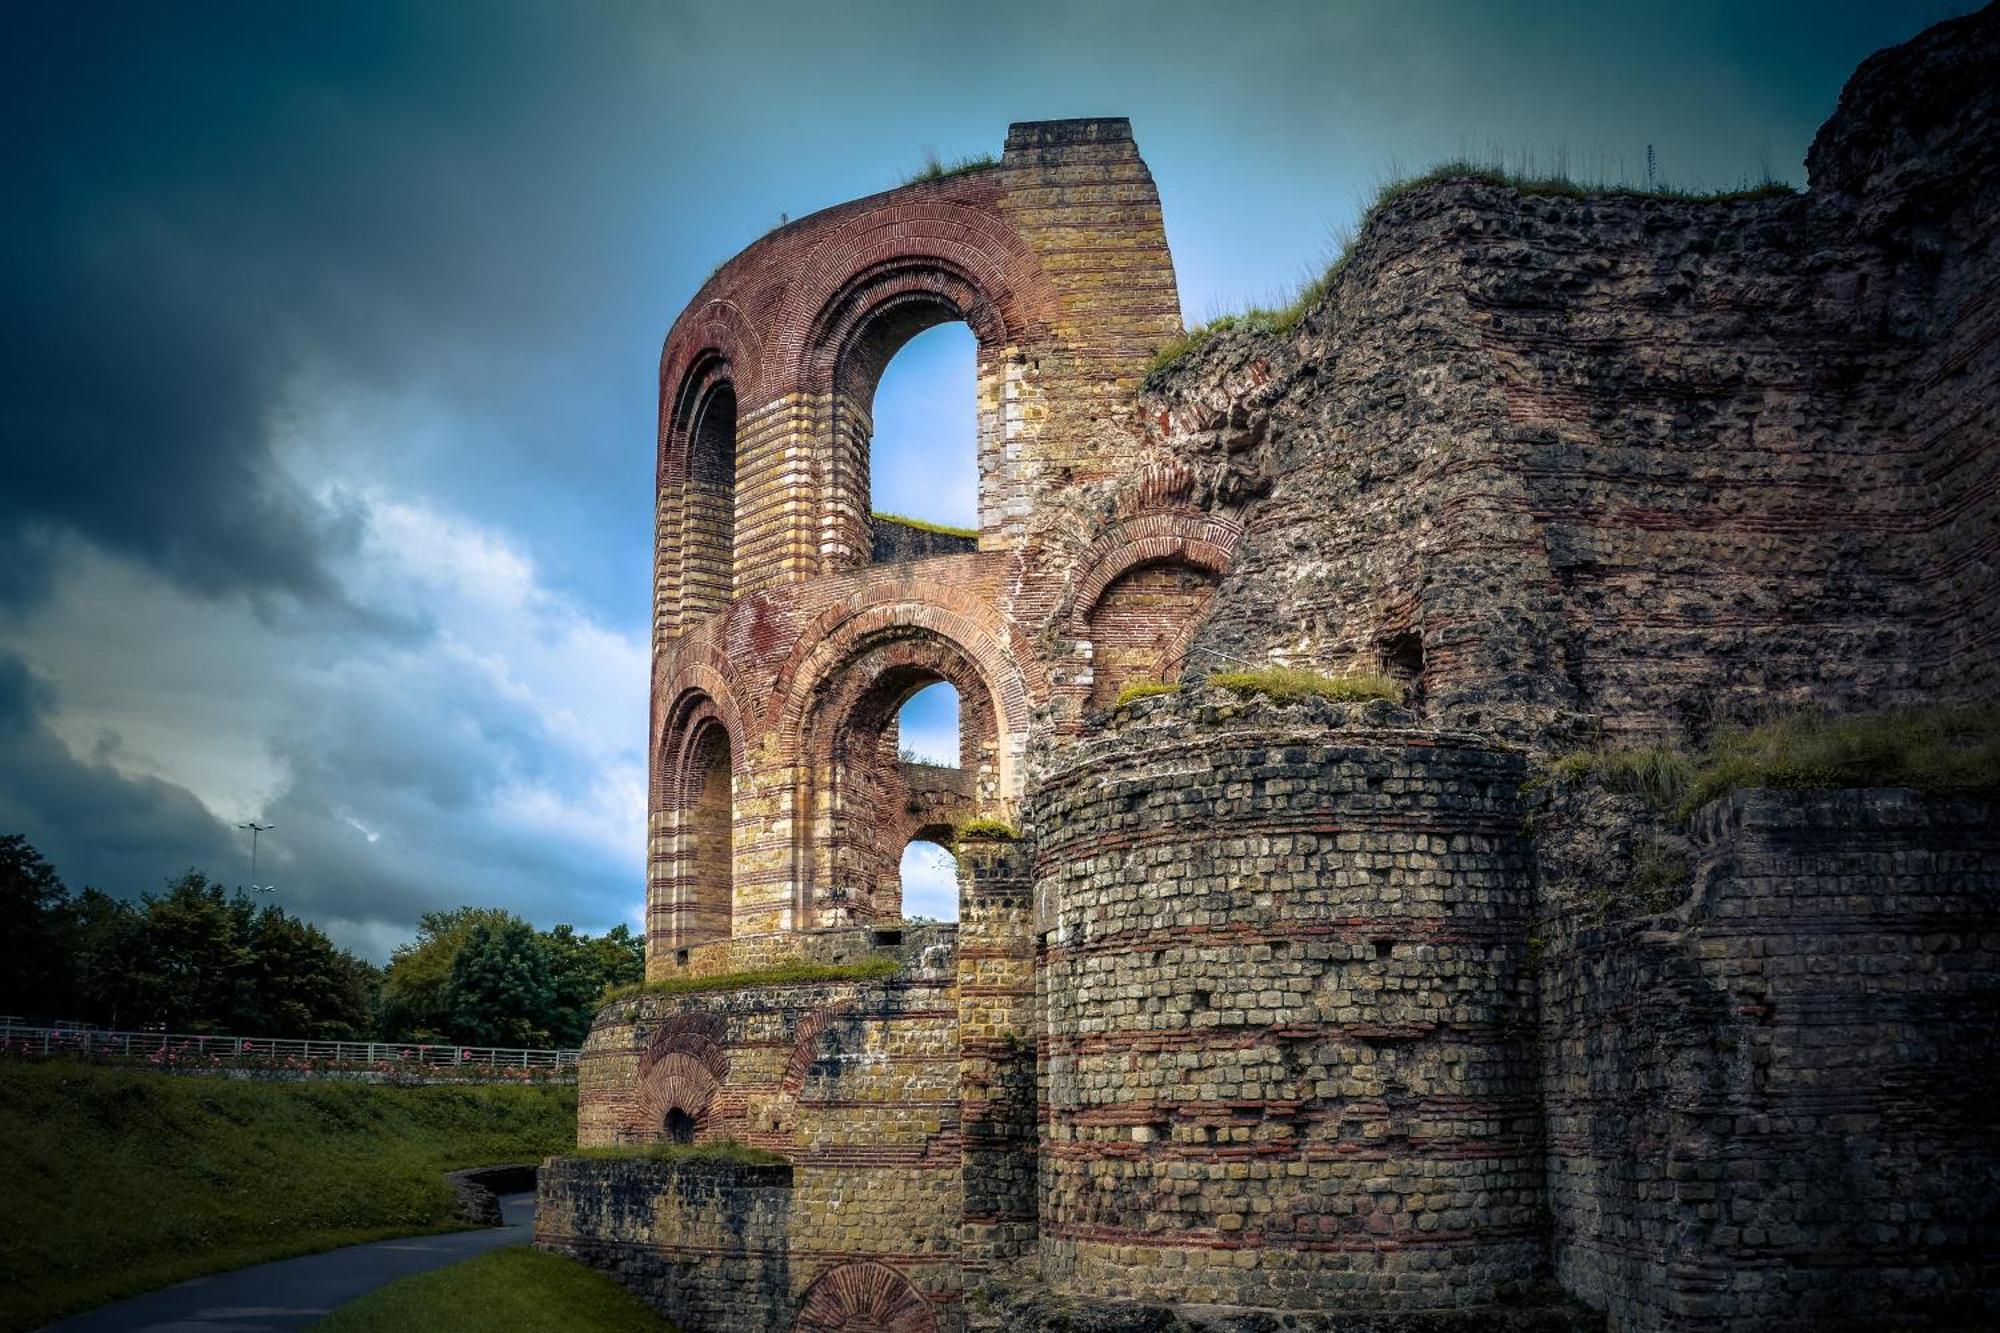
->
[780,998,858,1096]
[771,203,1059,390]
[633,1053,721,1143]
[650,678,748,957]
[772,594,1031,799]
[658,297,763,461]
[1065,511,1244,636]
[794,1260,938,1333]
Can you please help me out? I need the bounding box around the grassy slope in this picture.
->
[0,1061,576,1332]
[312,1248,676,1332]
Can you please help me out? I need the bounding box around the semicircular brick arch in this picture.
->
[794,1261,938,1333]
[773,203,1060,389]
[633,1053,721,1142]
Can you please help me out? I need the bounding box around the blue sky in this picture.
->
[0,0,1962,959]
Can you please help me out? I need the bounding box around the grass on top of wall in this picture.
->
[565,1139,787,1167]
[0,1060,577,1333]
[871,511,978,540]
[1145,153,1798,379]
[1545,704,2000,819]
[1114,680,1180,708]
[313,1247,679,1333]
[901,150,999,186]
[1206,667,1405,706]
[601,955,901,1004]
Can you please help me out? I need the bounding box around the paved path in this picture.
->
[41,1193,536,1332]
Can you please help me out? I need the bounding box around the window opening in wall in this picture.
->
[685,382,739,616]
[900,839,958,923]
[688,729,734,941]
[869,322,977,546]
[896,681,961,768]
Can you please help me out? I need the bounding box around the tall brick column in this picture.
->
[955,831,1039,1270]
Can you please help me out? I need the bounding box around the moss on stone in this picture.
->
[1205,667,1403,705]
[954,817,1020,841]
[1113,680,1179,708]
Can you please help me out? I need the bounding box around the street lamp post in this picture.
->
[237,821,275,893]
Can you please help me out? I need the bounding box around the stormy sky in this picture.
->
[1,0,1963,959]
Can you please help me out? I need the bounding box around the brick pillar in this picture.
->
[955,832,1038,1270]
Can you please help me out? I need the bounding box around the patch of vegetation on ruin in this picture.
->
[871,510,978,539]
[955,816,1022,841]
[313,1246,680,1333]
[601,955,901,1004]
[1113,679,1180,708]
[0,1060,576,1332]
[1543,704,2000,819]
[566,1139,787,1167]
[1145,154,1799,379]
[1206,667,1404,705]
[902,149,1000,186]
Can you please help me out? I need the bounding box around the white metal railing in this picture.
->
[0,1021,580,1069]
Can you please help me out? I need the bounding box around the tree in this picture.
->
[0,836,76,1018]
[377,906,516,1042]
[540,922,644,1047]
[239,906,378,1039]
[135,872,251,1032]
[443,919,552,1048]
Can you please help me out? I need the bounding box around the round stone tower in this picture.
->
[1030,689,1546,1311]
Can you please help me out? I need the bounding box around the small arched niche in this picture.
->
[1085,559,1221,710]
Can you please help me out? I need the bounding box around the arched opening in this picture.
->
[895,681,960,768]
[682,377,738,619]
[664,1106,697,1144]
[685,725,734,942]
[900,838,959,923]
[869,322,978,558]
[804,637,999,927]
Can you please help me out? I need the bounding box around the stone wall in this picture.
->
[1030,690,1544,1311]
[1537,787,2000,1330]
[874,517,978,566]
[538,1156,799,1333]
[1154,3,2000,751]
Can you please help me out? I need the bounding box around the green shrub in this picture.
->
[1145,154,1797,378]
[1113,680,1178,708]
[902,150,999,186]
[0,1062,576,1331]
[1205,667,1404,705]
[601,955,900,1004]
[313,1246,678,1332]
[1541,704,2000,819]
[1679,705,2000,816]
[565,1139,785,1167]
[1541,744,1694,811]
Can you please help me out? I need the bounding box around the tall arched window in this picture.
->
[870,322,977,553]
[682,379,737,619]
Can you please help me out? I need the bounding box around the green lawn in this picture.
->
[313,1247,677,1331]
[0,1061,576,1332]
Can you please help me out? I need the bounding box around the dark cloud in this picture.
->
[0,652,238,895]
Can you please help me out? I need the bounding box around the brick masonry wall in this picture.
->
[1029,690,1544,1311]
[1536,787,2000,1331]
